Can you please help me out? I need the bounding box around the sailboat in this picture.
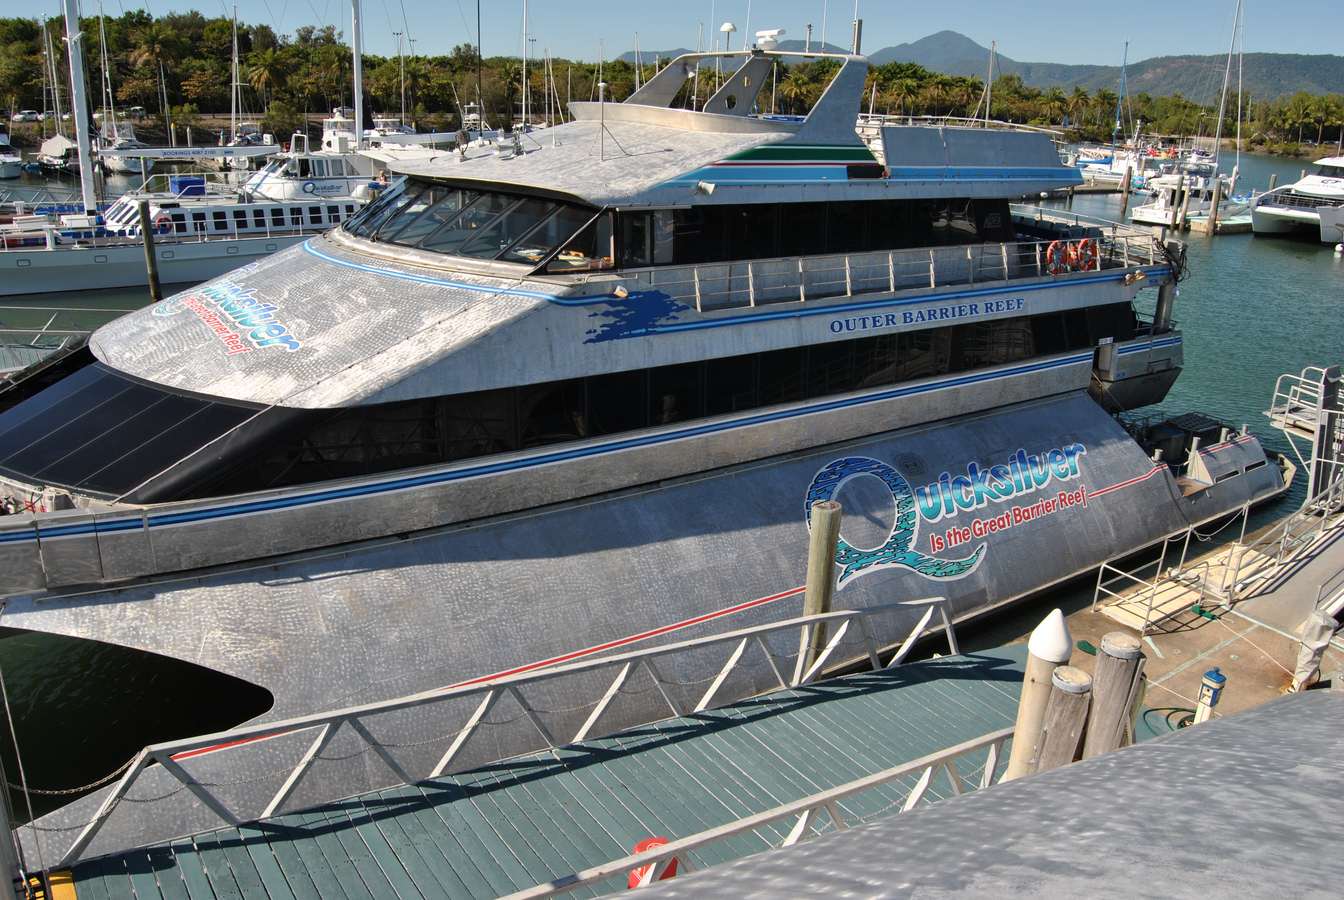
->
[91,4,155,176]
[1130,0,1249,229]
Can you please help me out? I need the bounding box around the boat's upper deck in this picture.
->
[394,49,1080,207]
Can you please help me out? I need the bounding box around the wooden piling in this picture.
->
[800,500,841,676]
[1082,632,1143,758]
[136,199,163,303]
[1004,609,1072,781]
[1119,167,1132,212]
[1268,173,1278,192]
[1177,180,1193,229]
[1207,178,1223,235]
[1034,665,1092,774]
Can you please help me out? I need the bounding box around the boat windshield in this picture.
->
[0,362,263,499]
[1316,166,1344,179]
[343,177,601,267]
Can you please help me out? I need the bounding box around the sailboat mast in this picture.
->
[522,0,529,126]
[44,17,66,135]
[351,0,364,146]
[97,4,118,138]
[476,0,484,127]
[60,0,98,215]
[230,8,239,141]
[1211,0,1242,169]
[985,40,995,126]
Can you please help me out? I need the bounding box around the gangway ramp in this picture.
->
[55,647,1027,900]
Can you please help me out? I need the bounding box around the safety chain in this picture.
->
[6,754,138,797]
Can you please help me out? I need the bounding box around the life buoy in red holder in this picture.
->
[627,837,678,888]
[1044,240,1070,275]
[1070,238,1098,272]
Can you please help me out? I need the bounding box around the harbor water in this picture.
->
[1,151,1340,817]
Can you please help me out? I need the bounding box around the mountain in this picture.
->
[868,31,1344,100]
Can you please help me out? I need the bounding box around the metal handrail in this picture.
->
[53,597,959,865]
[505,725,1014,898]
[587,225,1159,315]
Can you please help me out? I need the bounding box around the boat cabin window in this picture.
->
[0,303,1136,503]
[616,199,1016,268]
[1316,166,1344,179]
[0,363,259,498]
[344,177,603,265]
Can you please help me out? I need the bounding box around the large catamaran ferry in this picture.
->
[0,45,1291,850]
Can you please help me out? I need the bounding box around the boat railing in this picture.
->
[131,169,247,200]
[1257,189,1344,211]
[0,207,327,253]
[49,598,960,865]
[506,724,1015,897]
[856,114,1064,137]
[590,218,1163,314]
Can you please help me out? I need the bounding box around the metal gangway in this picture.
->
[26,598,962,869]
[1093,365,1344,634]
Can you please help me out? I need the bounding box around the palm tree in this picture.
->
[886,77,917,117]
[129,22,181,125]
[777,71,809,115]
[248,48,287,107]
[1066,86,1089,126]
[1042,88,1066,125]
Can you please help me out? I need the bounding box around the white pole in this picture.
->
[522,0,528,126]
[61,0,98,215]
[351,0,364,147]
[230,8,239,141]
[1003,608,1072,781]
[821,0,829,49]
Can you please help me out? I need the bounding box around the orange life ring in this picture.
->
[1070,238,1098,272]
[627,837,678,888]
[1044,240,1070,275]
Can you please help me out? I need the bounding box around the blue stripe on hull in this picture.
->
[0,346,1147,544]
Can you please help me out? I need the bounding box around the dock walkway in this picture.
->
[59,647,1028,900]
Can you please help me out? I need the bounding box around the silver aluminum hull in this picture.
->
[14,388,1287,860]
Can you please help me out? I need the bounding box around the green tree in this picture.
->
[247,47,288,106]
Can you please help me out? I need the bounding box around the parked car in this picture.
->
[10,110,41,123]
[126,106,147,120]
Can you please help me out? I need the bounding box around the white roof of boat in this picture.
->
[391,118,790,207]
[1314,156,1344,167]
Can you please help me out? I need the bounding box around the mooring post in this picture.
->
[1119,167,1132,211]
[1034,665,1092,773]
[1206,177,1223,235]
[136,199,163,303]
[1177,179,1193,229]
[1267,173,1278,192]
[799,500,842,679]
[1082,632,1144,758]
[1003,608,1072,781]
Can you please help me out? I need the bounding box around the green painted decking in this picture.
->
[63,646,1029,900]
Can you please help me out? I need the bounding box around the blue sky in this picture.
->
[112,0,1343,62]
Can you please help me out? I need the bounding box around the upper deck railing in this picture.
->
[576,205,1166,314]
[1257,188,1344,211]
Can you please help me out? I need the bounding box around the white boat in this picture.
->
[0,131,21,179]
[2,42,1293,862]
[96,120,155,176]
[1251,157,1344,243]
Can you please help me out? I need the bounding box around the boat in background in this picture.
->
[0,131,20,179]
[1251,157,1344,243]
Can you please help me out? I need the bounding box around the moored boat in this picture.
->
[1251,157,1344,243]
[0,43,1292,855]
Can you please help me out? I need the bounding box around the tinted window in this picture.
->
[0,364,257,498]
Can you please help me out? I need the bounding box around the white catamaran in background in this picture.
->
[1252,157,1344,244]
